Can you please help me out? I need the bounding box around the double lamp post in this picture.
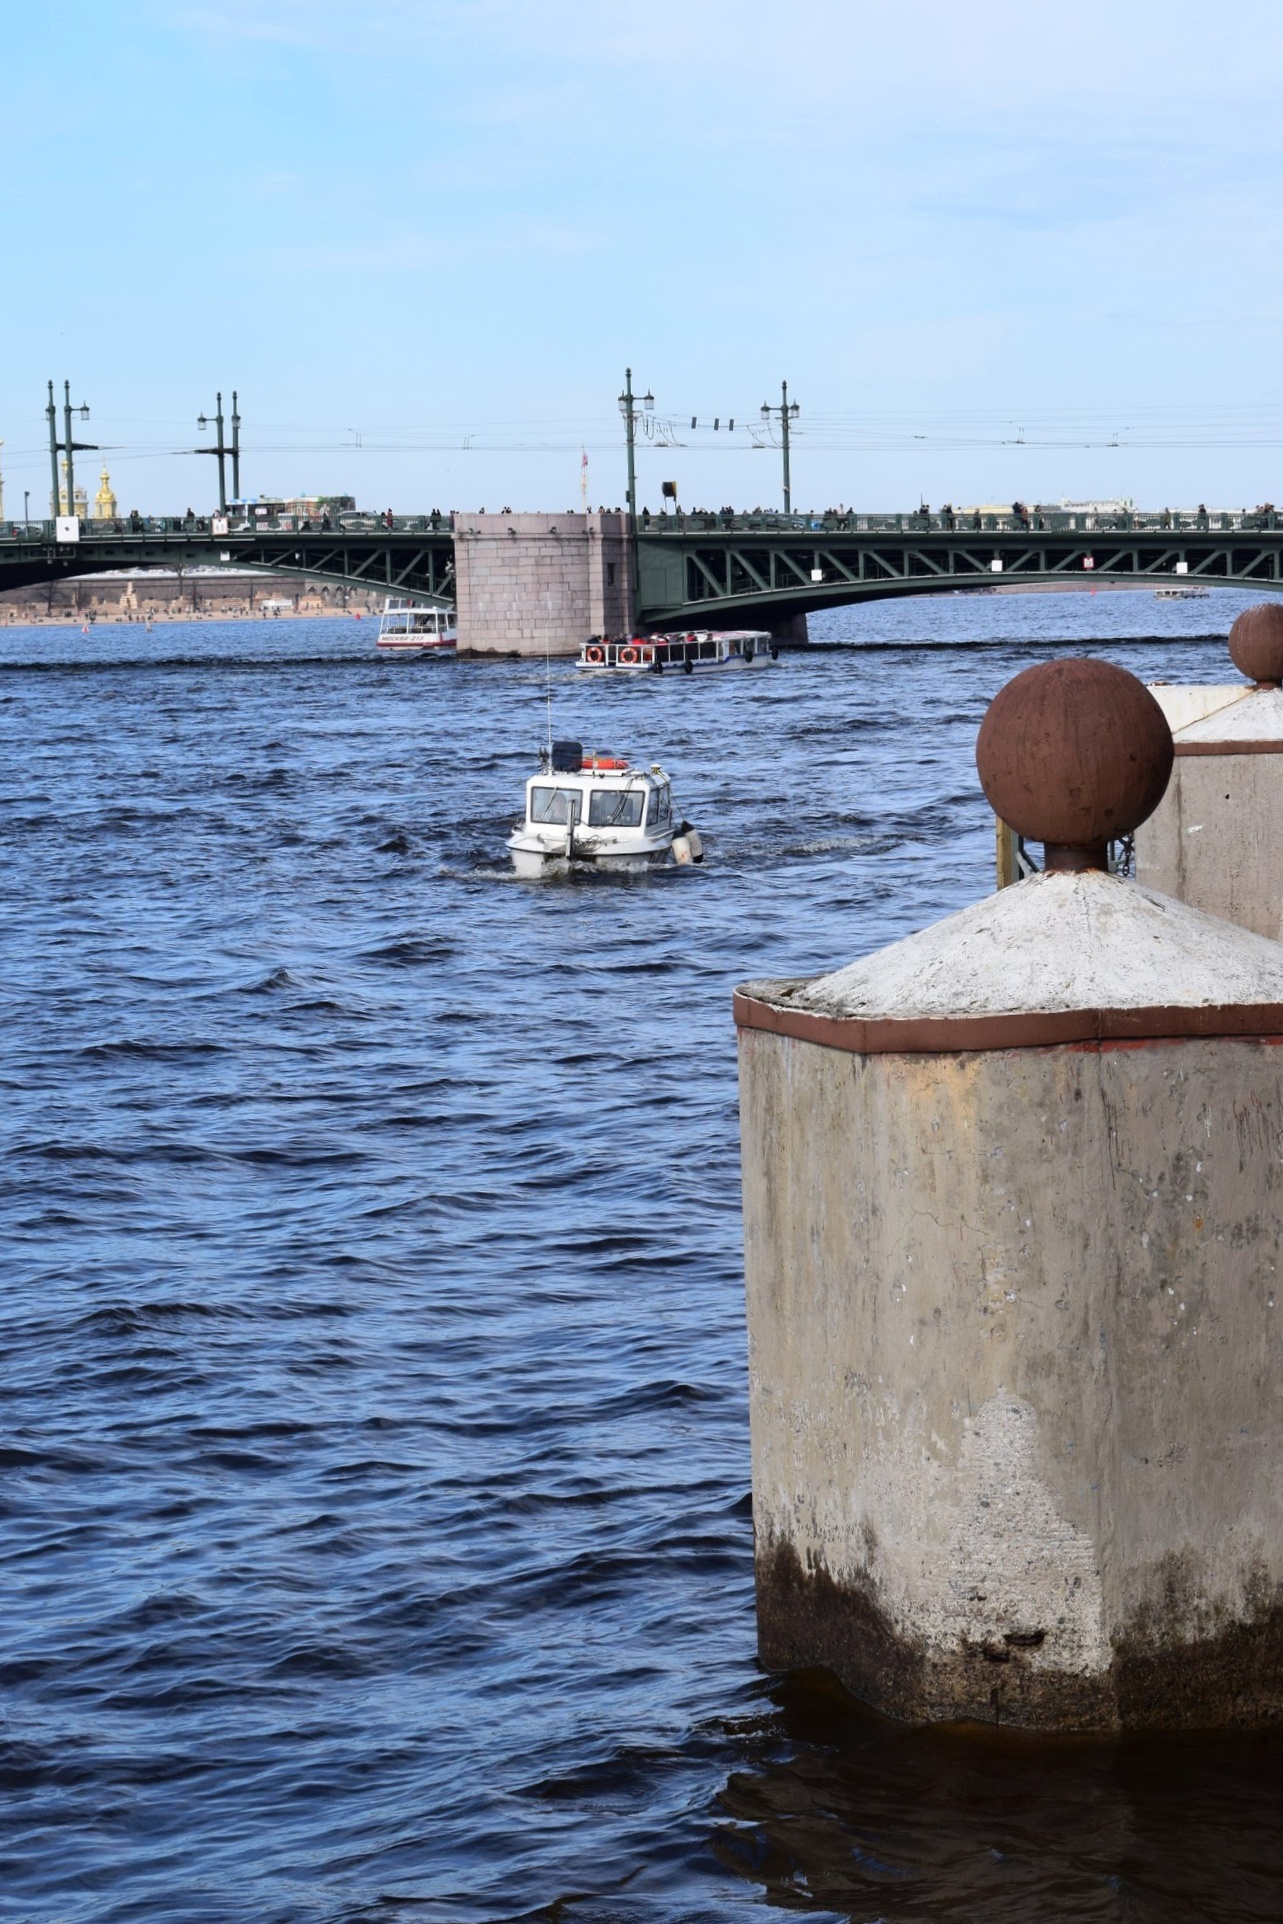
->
[618,371,800,519]
[46,380,95,520]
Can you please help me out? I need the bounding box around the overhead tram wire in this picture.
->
[11,402,1283,468]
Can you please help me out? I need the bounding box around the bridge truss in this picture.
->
[634,510,1283,624]
[0,518,456,606]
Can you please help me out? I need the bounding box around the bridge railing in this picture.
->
[0,514,457,542]
[637,508,1281,536]
[4,508,1280,544]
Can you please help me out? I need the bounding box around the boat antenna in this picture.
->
[544,624,554,765]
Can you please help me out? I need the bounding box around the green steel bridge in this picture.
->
[0,513,458,608]
[635,506,1283,625]
[4,506,1283,628]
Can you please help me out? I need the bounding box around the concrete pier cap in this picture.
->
[1136,602,1283,938]
[736,657,1283,1730]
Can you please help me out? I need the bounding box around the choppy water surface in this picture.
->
[3,588,1282,1923]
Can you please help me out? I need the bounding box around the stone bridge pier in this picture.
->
[452,512,632,657]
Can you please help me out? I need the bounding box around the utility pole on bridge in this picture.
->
[618,368,654,622]
[196,393,231,512]
[761,380,800,513]
[618,368,654,536]
[46,380,95,519]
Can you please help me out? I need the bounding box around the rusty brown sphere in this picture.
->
[1228,603,1283,685]
[976,658,1173,850]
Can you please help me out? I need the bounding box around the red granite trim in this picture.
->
[732,989,1283,1056]
[1175,740,1283,756]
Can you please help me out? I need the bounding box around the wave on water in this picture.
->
[3,604,1281,1921]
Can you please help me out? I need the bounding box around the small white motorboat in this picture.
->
[576,629,777,674]
[508,740,703,877]
[376,597,457,655]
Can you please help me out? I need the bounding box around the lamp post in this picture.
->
[617,368,654,535]
[231,391,242,501]
[761,380,800,513]
[46,380,95,518]
[196,393,228,512]
[618,370,654,624]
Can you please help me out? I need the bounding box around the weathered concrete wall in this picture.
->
[739,1026,1283,1729]
[452,511,631,656]
[1146,685,1248,735]
[1135,756,1283,940]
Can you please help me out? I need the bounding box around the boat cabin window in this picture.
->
[646,785,671,829]
[529,785,581,825]
[588,786,645,828]
[700,639,717,660]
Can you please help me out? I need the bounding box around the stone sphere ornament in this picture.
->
[1228,603,1283,686]
[975,657,1173,866]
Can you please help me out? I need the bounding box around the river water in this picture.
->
[3,588,1282,1923]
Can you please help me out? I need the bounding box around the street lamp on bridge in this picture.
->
[196,391,241,511]
[761,381,800,513]
[46,380,96,520]
[618,369,654,537]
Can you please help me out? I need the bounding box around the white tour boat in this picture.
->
[575,629,777,674]
[376,597,457,656]
[508,740,703,877]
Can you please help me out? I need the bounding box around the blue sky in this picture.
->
[4,0,1283,514]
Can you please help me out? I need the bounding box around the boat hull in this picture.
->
[509,834,675,877]
[575,654,773,675]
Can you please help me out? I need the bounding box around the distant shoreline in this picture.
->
[1,577,1241,629]
[0,607,369,626]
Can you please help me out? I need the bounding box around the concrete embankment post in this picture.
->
[1136,602,1283,938]
[737,658,1283,1730]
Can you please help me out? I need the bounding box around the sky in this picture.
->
[4,0,1283,515]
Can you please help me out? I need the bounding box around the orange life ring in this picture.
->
[619,645,639,665]
[585,644,604,664]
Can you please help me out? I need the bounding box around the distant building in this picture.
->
[55,460,90,520]
[94,467,117,520]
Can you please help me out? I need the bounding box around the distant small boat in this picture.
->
[1155,586,1209,599]
[376,597,457,655]
[576,629,777,674]
[508,739,702,877]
